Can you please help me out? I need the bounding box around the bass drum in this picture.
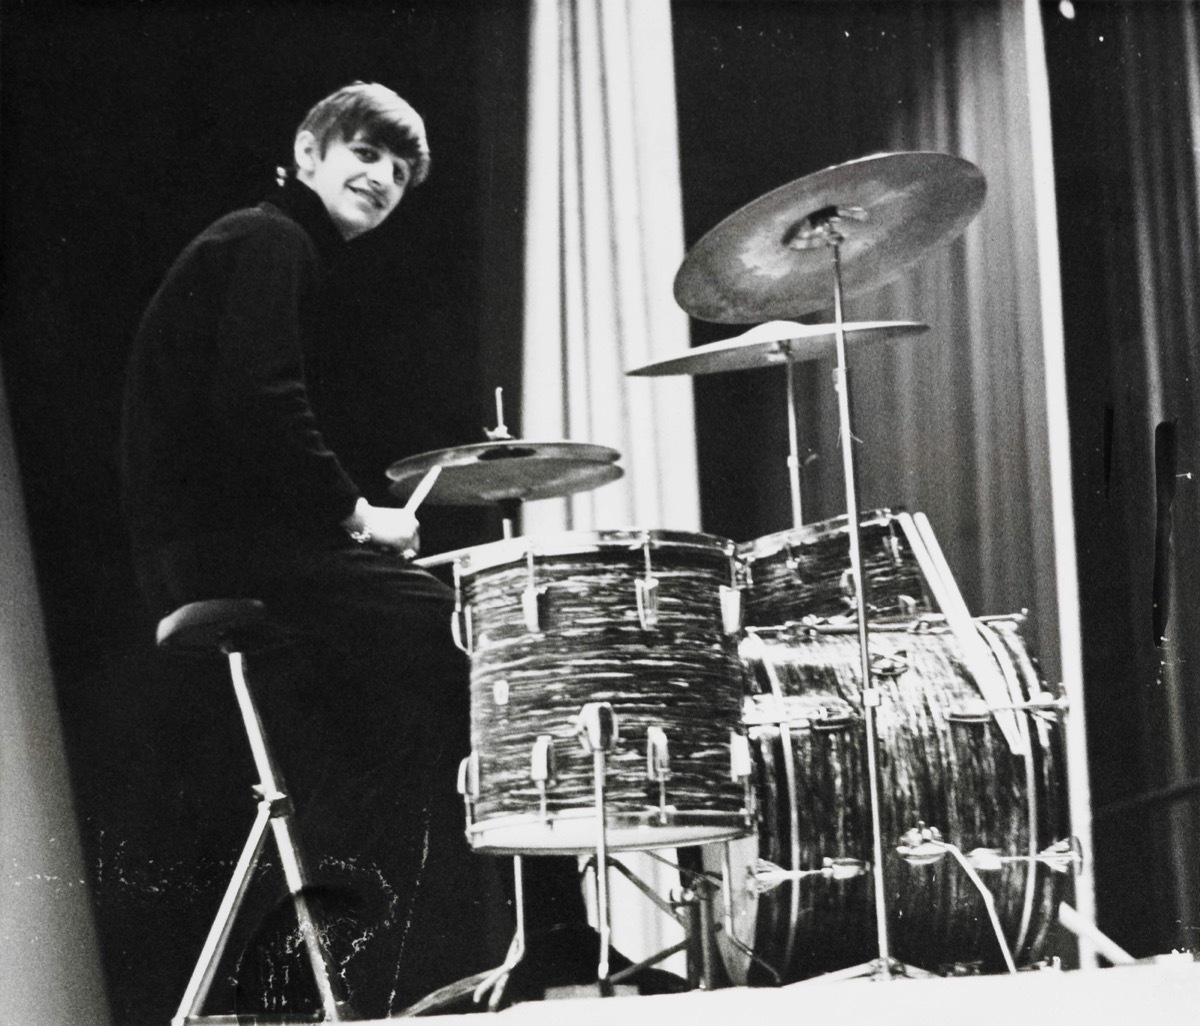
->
[705,617,1068,983]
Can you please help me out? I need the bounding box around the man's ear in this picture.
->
[293,130,319,177]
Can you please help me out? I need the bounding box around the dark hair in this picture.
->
[294,81,430,186]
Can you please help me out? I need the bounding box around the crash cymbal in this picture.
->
[627,319,928,376]
[675,152,986,323]
[386,440,622,506]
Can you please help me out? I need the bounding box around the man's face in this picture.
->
[295,129,412,240]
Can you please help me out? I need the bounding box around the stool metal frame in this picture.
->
[160,600,345,1026]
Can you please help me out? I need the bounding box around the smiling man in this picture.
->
[120,83,504,1016]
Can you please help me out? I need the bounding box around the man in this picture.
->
[121,82,504,1017]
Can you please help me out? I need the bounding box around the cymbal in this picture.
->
[627,319,928,377]
[674,152,986,323]
[386,441,622,506]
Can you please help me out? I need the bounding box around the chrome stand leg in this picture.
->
[173,649,345,1024]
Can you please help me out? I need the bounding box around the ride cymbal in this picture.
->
[386,440,622,506]
[674,152,986,323]
[626,319,928,376]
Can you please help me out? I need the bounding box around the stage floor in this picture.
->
[380,958,1200,1025]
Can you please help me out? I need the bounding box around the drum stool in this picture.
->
[158,599,346,1025]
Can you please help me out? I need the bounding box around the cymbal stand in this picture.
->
[497,498,521,540]
[489,389,522,539]
[576,701,618,996]
[790,209,892,978]
[784,348,804,528]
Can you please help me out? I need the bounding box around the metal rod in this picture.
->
[228,651,342,1021]
[829,240,892,975]
[172,801,274,1026]
[592,748,614,995]
[785,351,804,528]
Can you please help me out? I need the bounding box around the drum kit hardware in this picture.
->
[391,152,1079,1012]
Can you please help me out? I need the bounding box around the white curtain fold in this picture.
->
[520,0,697,969]
[522,0,700,535]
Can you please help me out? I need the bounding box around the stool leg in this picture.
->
[172,799,274,1026]
[226,650,345,1023]
[174,649,345,1024]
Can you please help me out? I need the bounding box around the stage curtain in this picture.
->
[520,0,701,535]
[801,3,1062,676]
[518,0,700,971]
[1044,0,1200,956]
[1110,0,1200,951]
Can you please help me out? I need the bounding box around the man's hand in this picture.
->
[342,497,420,555]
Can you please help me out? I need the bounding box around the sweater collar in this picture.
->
[264,176,347,263]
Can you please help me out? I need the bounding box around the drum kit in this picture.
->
[390,152,1078,1011]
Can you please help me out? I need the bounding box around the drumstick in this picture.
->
[912,512,1028,757]
[402,465,442,515]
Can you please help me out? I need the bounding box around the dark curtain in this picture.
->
[674,2,1059,673]
[1046,0,1200,958]
[1,3,530,1022]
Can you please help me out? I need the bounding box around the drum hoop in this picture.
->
[452,528,735,575]
[466,806,748,854]
[735,508,901,561]
[748,614,1025,641]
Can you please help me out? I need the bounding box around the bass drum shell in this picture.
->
[737,509,931,626]
[457,529,750,854]
[709,618,1068,983]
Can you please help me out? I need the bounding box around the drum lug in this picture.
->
[636,577,660,630]
[452,603,474,655]
[838,567,856,600]
[884,524,904,566]
[749,856,868,894]
[530,735,558,821]
[457,751,481,800]
[522,585,549,634]
[897,823,947,866]
[869,645,909,679]
[720,585,743,634]
[451,560,473,654]
[729,731,752,781]
[810,712,853,733]
[457,752,480,833]
[574,702,619,754]
[646,726,671,824]
[897,594,920,617]
[730,731,756,823]
[960,838,1083,875]
[947,698,993,724]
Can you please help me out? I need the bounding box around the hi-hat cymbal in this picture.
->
[386,440,622,506]
[674,152,986,323]
[627,319,928,377]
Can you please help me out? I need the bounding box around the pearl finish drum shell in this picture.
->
[457,530,750,854]
[737,510,930,625]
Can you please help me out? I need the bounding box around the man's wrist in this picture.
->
[342,497,371,543]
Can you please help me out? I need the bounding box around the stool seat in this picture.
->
[156,599,293,655]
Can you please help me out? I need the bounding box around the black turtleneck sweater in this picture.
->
[120,178,362,554]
